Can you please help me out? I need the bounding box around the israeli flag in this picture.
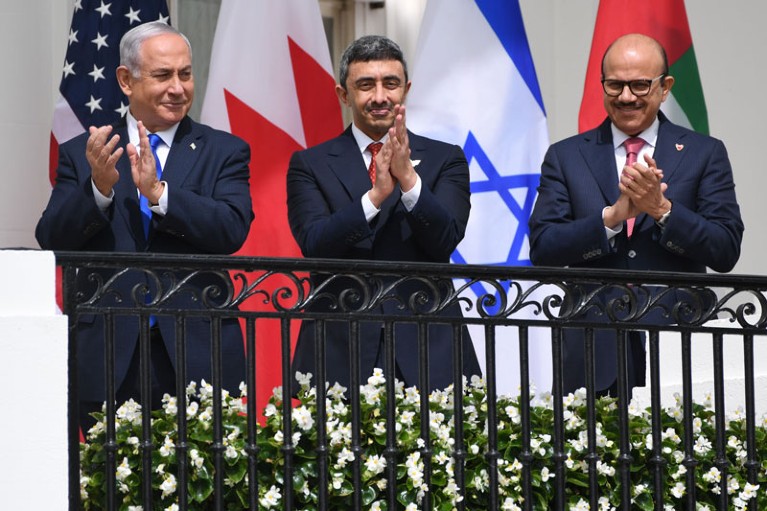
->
[408,0,551,394]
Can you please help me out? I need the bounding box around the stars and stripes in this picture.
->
[55,0,170,139]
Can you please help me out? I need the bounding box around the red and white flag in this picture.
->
[201,0,342,410]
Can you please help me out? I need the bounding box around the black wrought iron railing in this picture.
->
[58,251,767,510]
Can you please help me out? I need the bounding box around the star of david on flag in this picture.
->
[408,0,552,394]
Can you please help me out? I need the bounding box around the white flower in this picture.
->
[190,449,205,469]
[292,405,315,431]
[164,505,178,511]
[335,447,355,468]
[572,498,590,510]
[405,504,418,511]
[162,394,177,416]
[159,435,175,458]
[115,457,132,482]
[670,482,685,498]
[224,444,238,459]
[400,410,415,427]
[541,466,553,482]
[127,507,143,511]
[596,461,615,477]
[364,454,387,475]
[370,501,383,511]
[264,403,277,417]
[160,473,177,498]
[367,367,386,386]
[295,371,313,387]
[694,435,712,455]
[501,497,521,511]
[186,401,199,418]
[260,485,282,508]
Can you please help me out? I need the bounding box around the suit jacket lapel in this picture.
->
[163,116,198,189]
[327,128,371,200]
[581,119,620,205]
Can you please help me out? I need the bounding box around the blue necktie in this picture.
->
[140,133,163,238]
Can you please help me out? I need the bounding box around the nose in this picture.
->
[167,73,184,95]
[372,82,387,104]
[618,83,637,102]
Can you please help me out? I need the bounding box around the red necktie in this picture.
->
[367,142,383,185]
[623,137,645,237]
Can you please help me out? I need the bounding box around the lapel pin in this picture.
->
[190,142,196,150]
[675,143,684,151]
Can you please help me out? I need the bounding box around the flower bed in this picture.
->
[80,370,765,510]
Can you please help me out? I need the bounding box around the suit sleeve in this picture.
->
[657,138,743,273]
[35,139,111,250]
[405,143,471,261]
[286,150,373,258]
[528,145,614,267]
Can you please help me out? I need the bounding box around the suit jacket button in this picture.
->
[628,250,636,258]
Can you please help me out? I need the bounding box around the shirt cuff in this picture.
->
[400,175,422,212]
[91,179,114,211]
[149,181,168,216]
[602,206,622,241]
[362,191,381,223]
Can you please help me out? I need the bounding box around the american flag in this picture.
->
[51,0,170,184]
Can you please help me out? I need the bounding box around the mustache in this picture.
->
[366,102,392,112]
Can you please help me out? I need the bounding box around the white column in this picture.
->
[0,250,68,509]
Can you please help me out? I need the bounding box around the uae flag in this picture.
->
[200,0,342,412]
[578,0,708,134]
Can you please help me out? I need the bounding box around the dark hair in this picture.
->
[338,35,408,89]
[600,33,668,79]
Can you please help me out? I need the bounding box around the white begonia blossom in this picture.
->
[165,505,179,511]
[694,435,712,455]
[162,394,177,416]
[405,504,418,511]
[368,367,386,386]
[572,498,590,511]
[364,454,386,475]
[260,485,282,508]
[370,501,383,511]
[336,447,355,468]
[190,449,205,469]
[116,457,132,482]
[159,435,175,458]
[295,371,312,387]
[186,401,199,418]
[127,506,143,511]
[501,497,522,510]
[670,482,685,498]
[160,473,177,498]
[293,405,314,431]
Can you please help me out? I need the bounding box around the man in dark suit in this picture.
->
[287,35,481,392]
[528,33,743,396]
[36,22,253,429]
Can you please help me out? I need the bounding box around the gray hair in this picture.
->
[119,21,192,78]
[338,35,408,90]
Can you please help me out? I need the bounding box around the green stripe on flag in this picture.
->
[669,46,709,135]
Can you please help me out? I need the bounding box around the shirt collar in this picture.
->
[351,123,389,154]
[126,111,180,148]
[611,117,660,149]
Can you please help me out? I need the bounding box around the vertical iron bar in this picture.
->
[712,332,729,510]
[314,319,329,510]
[139,314,153,510]
[104,314,117,511]
[743,334,759,487]
[280,317,295,510]
[417,321,433,510]
[174,315,188,511]
[518,326,533,511]
[615,329,632,508]
[680,331,697,510]
[484,324,499,511]
[452,322,466,511]
[384,321,398,509]
[211,317,224,511]
[648,330,666,511]
[349,320,363,511]
[245,317,259,511]
[550,327,565,511]
[584,328,599,510]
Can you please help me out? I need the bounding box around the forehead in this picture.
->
[603,41,663,77]
[347,59,405,81]
[139,33,191,69]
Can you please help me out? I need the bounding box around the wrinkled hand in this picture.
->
[126,121,164,205]
[387,105,417,192]
[86,125,123,197]
[619,153,670,220]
